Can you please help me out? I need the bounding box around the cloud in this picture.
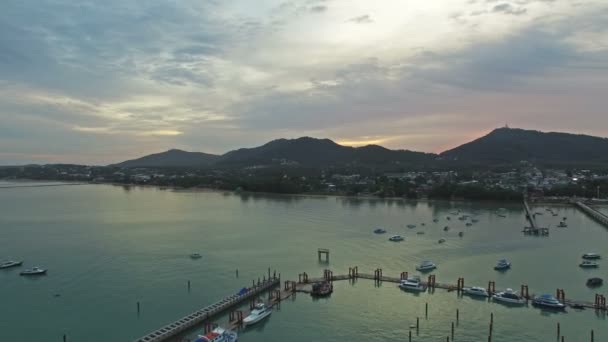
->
[492,3,527,15]
[348,15,374,24]
[309,5,327,13]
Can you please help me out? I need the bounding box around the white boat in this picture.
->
[532,294,565,310]
[463,286,489,297]
[0,260,23,269]
[494,259,511,271]
[19,267,47,276]
[492,288,526,305]
[196,327,238,342]
[580,260,599,268]
[389,235,404,242]
[399,277,427,292]
[582,253,601,260]
[416,260,437,272]
[243,303,272,326]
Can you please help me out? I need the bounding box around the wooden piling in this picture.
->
[416,317,419,330]
[187,280,191,292]
[557,323,560,338]
[456,309,459,321]
[425,302,428,318]
[451,321,454,339]
[591,329,594,342]
[409,330,412,342]
[137,301,140,315]
[63,334,67,342]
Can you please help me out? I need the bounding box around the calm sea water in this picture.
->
[0,181,606,341]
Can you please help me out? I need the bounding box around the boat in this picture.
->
[421,223,426,226]
[242,303,272,326]
[19,267,47,276]
[446,217,451,220]
[195,327,238,342]
[582,253,601,260]
[311,282,333,297]
[532,294,565,310]
[438,238,446,244]
[472,219,479,223]
[190,253,202,259]
[373,228,387,234]
[579,261,599,268]
[494,259,511,271]
[463,286,489,297]
[0,260,23,269]
[492,288,526,305]
[415,260,437,272]
[443,226,450,231]
[458,231,464,237]
[557,222,567,228]
[563,217,567,220]
[389,235,404,242]
[587,277,603,287]
[466,222,473,227]
[407,224,417,229]
[399,277,427,292]
[497,214,507,218]
[433,219,439,223]
[416,231,425,235]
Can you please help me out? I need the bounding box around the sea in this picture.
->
[0,180,606,341]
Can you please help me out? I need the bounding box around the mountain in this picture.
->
[112,149,219,168]
[440,127,608,164]
[217,137,435,166]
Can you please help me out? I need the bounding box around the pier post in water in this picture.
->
[63,334,67,342]
[456,309,459,322]
[451,322,455,339]
[187,280,191,292]
[557,323,560,338]
[137,301,141,315]
[425,302,428,318]
[591,329,594,342]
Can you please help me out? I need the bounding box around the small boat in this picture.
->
[535,212,544,215]
[416,231,425,235]
[497,214,507,218]
[493,288,526,305]
[557,222,567,228]
[466,222,472,227]
[0,260,23,269]
[190,253,203,259]
[389,235,404,242]
[458,216,466,221]
[243,303,272,326]
[494,259,511,271]
[582,253,601,260]
[195,327,238,342]
[552,213,558,216]
[421,223,426,226]
[446,217,451,220]
[563,217,567,220]
[458,231,464,237]
[407,224,417,229]
[532,294,565,310]
[586,277,603,287]
[579,261,599,268]
[399,277,427,292]
[443,226,450,231]
[472,219,479,223]
[438,238,446,244]
[416,260,437,272]
[311,282,333,297]
[20,267,47,276]
[463,286,489,297]
[373,228,387,234]
[433,219,439,223]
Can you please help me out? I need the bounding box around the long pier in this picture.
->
[133,276,280,342]
[523,199,549,235]
[575,201,608,228]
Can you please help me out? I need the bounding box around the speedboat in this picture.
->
[373,228,387,234]
[243,303,272,326]
[399,277,427,292]
[416,260,437,272]
[196,327,238,342]
[406,224,417,229]
[587,277,603,287]
[389,235,404,242]
[494,259,511,271]
[582,253,601,260]
[0,260,23,269]
[20,267,47,276]
[463,286,489,297]
[532,294,565,310]
[190,253,202,259]
[580,261,599,268]
[492,288,526,305]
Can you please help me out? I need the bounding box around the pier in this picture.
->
[575,201,608,228]
[523,198,549,235]
[133,275,280,342]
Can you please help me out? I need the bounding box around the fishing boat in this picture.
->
[19,267,47,276]
[579,261,599,268]
[406,224,417,229]
[492,288,526,305]
[532,294,565,310]
[243,303,272,326]
[311,282,333,297]
[494,259,511,271]
[190,253,202,259]
[415,260,437,272]
[0,260,23,269]
[389,235,404,242]
[463,286,489,297]
[373,228,387,234]
[399,277,427,292]
[586,277,603,287]
[196,327,238,342]
[582,253,601,260]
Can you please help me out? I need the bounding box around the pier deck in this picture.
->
[575,201,608,228]
[523,199,549,235]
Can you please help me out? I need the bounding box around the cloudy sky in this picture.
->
[1,0,607,165]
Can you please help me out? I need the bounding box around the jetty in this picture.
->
[523,198,549,235]
[133,275,280,342]
[575,201,608,228]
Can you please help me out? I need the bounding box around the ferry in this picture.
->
[389,235,404,242]
[399,277,427,292]
[494,259,511,271]
[415,260,437,272]
[243,303,272,326]
[579,261,599,268]
[373,228,387,234]
[463,286,489,297]
[492,288,526,305]
[0,260,23,269]
[196,327,238,342]
[532,294,565,310]
[19,267,47,276]
[582,253,601,260]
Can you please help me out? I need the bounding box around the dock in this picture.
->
[575,201,608,228]
[133,276,280,342]
[523,198,549,235]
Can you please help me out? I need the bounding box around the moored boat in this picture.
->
[580,261,599,268]
[438,238,446,244]
[415,260,437,272]
[389,235,404,242]
[20,267,47,276]
[586,277,603,287]
[492,288,526,305]
[463,286,489,297]
[399,277,427,292]
[557,222,567,228]
[243,303,272,326]
[494,259,511,271]
[196,327,238,342]
[582,253,601,260]
[190,253,202,259]
[406,224,417,229]
[532,294,565,310]
[311,282,333,297]
[0,260,23,269]
[373,228,387,234]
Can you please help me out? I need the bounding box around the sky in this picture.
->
[1,0,607,165]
